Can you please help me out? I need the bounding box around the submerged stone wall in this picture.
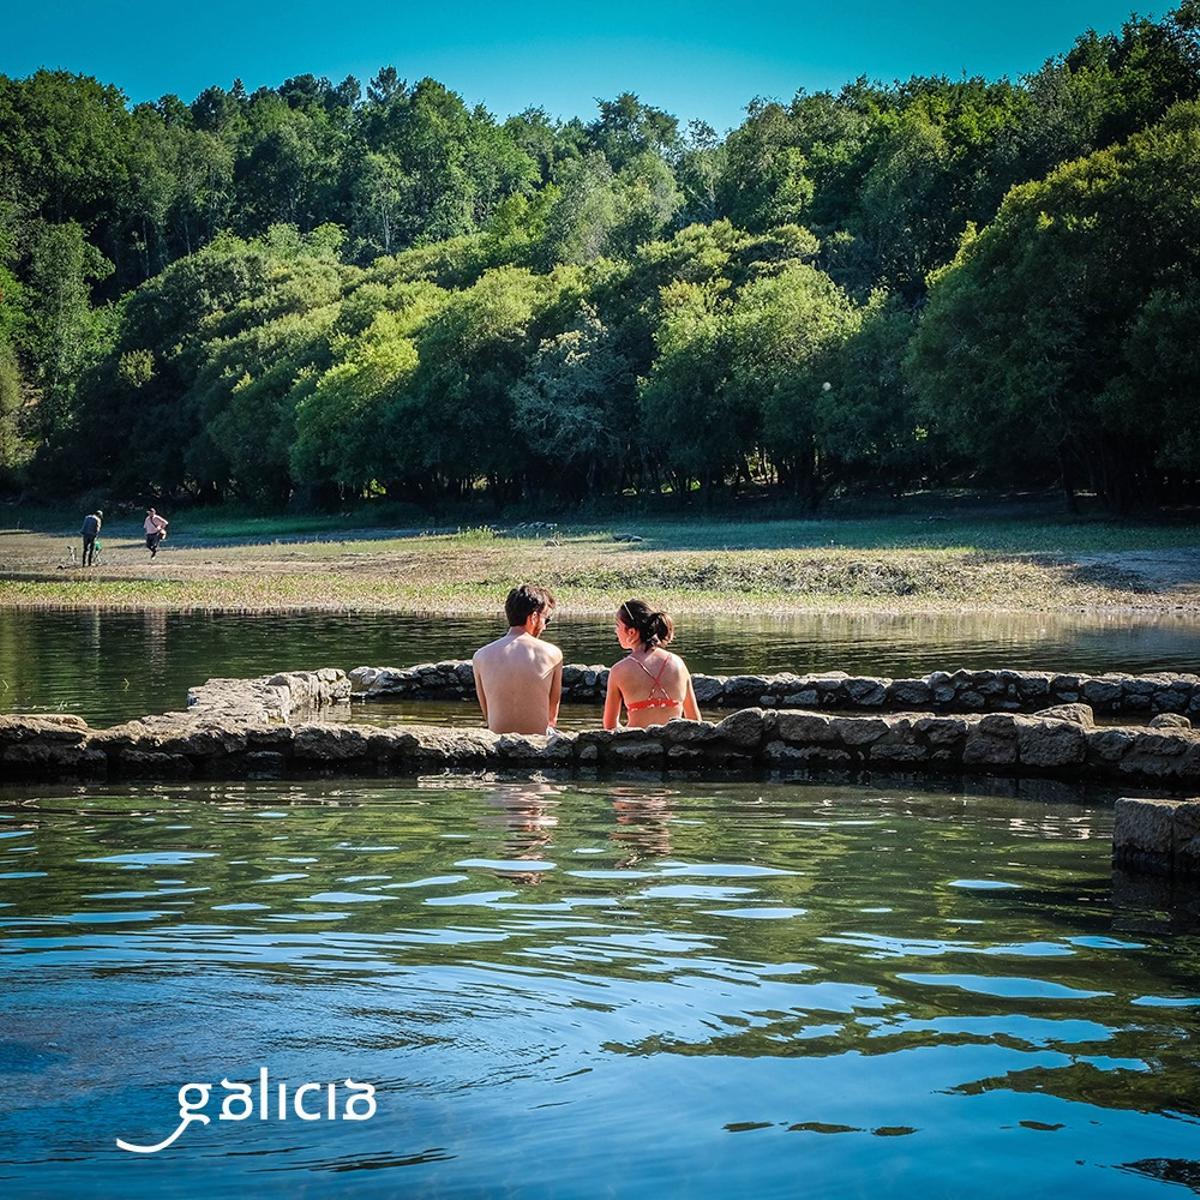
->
[349,661,1200,717]
[3,667,1200,790]
[1113,796,1200,877]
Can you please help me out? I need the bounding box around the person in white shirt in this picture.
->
[144,507,169,558]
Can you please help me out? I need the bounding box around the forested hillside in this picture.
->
[1,4,1198,511]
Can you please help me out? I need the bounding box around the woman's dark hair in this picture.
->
[618,599,674,650]
[506,583,556,627]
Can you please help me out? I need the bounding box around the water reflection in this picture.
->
[611,790,675,867]
[3,607,1200,727]
[3,776,1200,1197]
[476,783,562,883]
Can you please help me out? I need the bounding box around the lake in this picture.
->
[1,776,1197,1197]
[2,608,1198,727]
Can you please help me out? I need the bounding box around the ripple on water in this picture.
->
[897,973,1113,1000]
[2,777,1200,1197]
[949,879,1022,890]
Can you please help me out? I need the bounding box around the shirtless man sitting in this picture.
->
[472,585,563,735]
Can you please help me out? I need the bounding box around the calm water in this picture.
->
[2,608,1199,727]
[1,777,1198,1197]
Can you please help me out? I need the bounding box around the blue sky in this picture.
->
[2,1,1164,131]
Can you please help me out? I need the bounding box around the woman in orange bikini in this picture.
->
[603,599,702,730]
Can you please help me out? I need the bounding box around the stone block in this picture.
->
[775,711,836,744]
[1113,797,1177,858]
[962,730,1018,766]
[1036,703,1094,727]
[1050,674,1082,697]
[659,719,715,745]
[1086,728,1135,763]
[845,678,888,706]
[1173,801,1200,874]
[1118,752,1188,780]
[724,675,769,698]
[291,724,371,761]
[1132,731,1188,757]
[914,716,969,745]
[887,679,932,706]
[762,740,806,763]
[868,740,928,763]
[829,716,889,746]
[978,713,1020,736]
[113,749,193,776]
[1149,712,1192,730]
[5,740,105,771]
[713,708,768,749]
[608,738,665,763]
[692,676,725,703]
[0,714,89,744]
[1017,718,1087,768]
[1082,678,1123,706]
[1152,686,1190,710]
[1015,673,1053,701]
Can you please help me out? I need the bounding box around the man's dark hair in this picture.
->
[505,584,556,627]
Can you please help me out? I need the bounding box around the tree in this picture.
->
[908,100,1200,510]
[22,221,113,448]
[639,281,745,497]
[400,266,575,500]
[512,302,631,497]
[730,263,860,505]
[815,291,924,490]
[587,93,680,170]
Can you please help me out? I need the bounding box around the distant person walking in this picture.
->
[144,507,169,558]
[80,509,102,567]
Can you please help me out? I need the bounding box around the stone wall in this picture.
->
[4,677,1200,790]
[0,669,350,777]
[1113,796,1200,877]
[349,661,1200,717]
[187,667,350,723]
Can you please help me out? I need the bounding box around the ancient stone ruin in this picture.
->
[4,662,1199,880]
[2,665,1198,792]
[350,660,1200,717]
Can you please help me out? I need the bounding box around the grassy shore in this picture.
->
[1,510,1198,615]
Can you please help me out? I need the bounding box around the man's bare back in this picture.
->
[472,585,563,735]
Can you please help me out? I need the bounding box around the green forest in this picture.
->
[1,4,1198,513]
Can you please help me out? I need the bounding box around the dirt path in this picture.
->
[1074,549,1200,597]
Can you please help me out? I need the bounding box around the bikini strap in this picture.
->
[631,652,671,700]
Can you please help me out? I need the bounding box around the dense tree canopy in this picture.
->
[1,4,1198,507]
[909,99,1200,510]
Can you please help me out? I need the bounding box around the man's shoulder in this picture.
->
[474,634,510,660]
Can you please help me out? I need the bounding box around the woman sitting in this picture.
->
[603,599,702,730]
